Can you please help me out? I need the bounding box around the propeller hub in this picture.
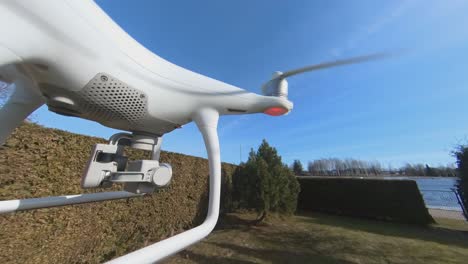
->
[272,71,283,78]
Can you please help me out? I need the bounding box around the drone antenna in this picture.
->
[240,144,242,164]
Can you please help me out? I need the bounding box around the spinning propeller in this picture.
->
[262,52,394,101]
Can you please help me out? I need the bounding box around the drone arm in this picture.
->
[1,45,45,144]
[107,108,220,264]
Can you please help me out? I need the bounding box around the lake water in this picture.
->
[385,177,463,211]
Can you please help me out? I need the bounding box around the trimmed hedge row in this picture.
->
[0,123,236,264]
[297,177,435,225]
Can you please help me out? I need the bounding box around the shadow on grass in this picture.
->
[208,241,353,264]
[206,213,357,263]
[215,213,256,231]
[298,211,468,248]
[179,250,256,264]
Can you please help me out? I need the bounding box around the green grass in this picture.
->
[166,212,468,264]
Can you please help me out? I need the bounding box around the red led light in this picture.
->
[264,107,288,116]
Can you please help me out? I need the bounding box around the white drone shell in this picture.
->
[0,0,293,138]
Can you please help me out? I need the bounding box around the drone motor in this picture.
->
[262,71,289,98]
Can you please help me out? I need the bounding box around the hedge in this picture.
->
[0,123,236,264]
[297,177,434,225]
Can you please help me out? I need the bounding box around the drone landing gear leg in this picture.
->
[107,108,221,264]
[0,191,143,214]
[0,45,45,145]
[0,78,45,145]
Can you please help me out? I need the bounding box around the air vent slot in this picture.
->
[227,108,246,113]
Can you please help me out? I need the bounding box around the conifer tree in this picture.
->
[233,139,300,222]
[292,160,304,175]
[454,146,468,212]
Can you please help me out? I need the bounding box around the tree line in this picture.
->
[291,158,457,177]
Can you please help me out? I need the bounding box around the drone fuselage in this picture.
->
[0,1,387,263]
[0,0,292,136]
[0,1,294,263]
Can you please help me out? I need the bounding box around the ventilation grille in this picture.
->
[42,73,150,131]
[78,74,147,126]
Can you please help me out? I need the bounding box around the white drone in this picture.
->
[0,1,390,263]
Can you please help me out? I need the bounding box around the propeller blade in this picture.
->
[279,52,396,79]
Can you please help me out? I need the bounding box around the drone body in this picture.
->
[0,0,292,142]
[0,1,388,263]
[0,1,293,263]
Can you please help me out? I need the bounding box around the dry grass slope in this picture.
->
[167,212,468,264]
[0,123,236,264]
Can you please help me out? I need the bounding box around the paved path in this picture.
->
[429,208,466,220]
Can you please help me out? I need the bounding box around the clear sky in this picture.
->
[29,0,468,167]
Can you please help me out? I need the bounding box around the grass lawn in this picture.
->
[166,212,468,264]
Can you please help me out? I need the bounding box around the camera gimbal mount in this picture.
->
[82,132,173,194]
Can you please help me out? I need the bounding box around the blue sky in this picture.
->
[30,0,468,167]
